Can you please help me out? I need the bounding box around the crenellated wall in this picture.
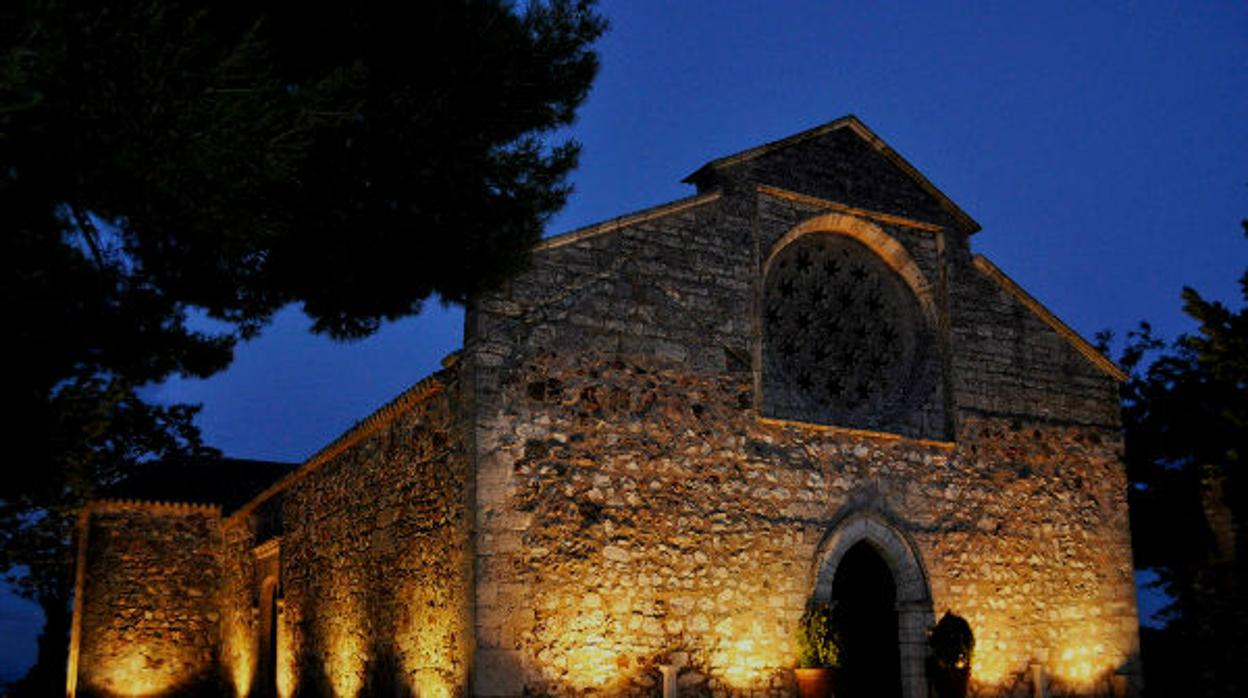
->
[70,501,224,698]
[70,370,474,698]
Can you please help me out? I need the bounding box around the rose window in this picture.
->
[762,234,929,428]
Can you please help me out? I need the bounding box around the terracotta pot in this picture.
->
[794,667,836,698]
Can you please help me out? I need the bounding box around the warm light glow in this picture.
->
[394,560,470,696]
[226,619,256,698]
[712,616,787,688]
[962,613,1019,689]
[1053,640,1110,689]
[970,634,1013,687]
[565,640,620,689]
[276,607,295,698]
[232,659,254,698]
[398,605,457,685]
[549,609,621,689]
[960,608,1127,692]
[326,631,365,698]
[95,648,181,698]
[411,669,452,698]
[324,580,366,698]
[532,592,635,690]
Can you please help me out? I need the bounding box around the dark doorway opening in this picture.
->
[832,541,902,698]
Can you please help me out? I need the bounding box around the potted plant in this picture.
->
[928,611,974,698]
[794,602,840,698]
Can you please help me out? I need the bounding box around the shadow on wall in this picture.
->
[291,643,455,698]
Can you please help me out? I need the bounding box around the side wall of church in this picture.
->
[72,503,224,698]
[220,375,475,698]
[465,176,1138,697]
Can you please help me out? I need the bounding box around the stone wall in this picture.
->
[218,513,261,697]
[265,371,473,698]
[466,146,1138,696]
[754,191,951,440]
[940,418,1138,697]
[948,253,1123,429]
[687,124,962,232]
[468,349,1137,697]
[72,502,224,697]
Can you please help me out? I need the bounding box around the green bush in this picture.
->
[795,603,840,669]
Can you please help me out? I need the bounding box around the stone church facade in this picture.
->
[67,117,1141,698]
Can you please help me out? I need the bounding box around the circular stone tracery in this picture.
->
[763,233,928,426]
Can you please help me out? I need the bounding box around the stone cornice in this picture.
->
[252,537,281,559]
[534,191,722,252]
[757,416,957,451]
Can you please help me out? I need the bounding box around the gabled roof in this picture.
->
[683,115,981,234]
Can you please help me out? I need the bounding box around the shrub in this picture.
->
[795,603,840,669]
[929,611,974,672]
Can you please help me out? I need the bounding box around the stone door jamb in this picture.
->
[808,510,933,698]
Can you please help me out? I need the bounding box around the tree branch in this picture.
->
[69,206,106,269]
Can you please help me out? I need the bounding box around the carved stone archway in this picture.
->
[809,511,933,698]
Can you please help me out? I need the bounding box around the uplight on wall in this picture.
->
[712,616,788,689]
[95,648,182,698]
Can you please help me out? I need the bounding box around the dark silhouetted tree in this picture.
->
[1,1,604,692]
[1115,218,1247,696]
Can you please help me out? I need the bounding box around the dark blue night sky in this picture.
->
[3,0,1245,682]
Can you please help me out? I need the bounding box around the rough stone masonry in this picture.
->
[68,116,1140,698]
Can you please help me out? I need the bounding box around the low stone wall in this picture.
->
[72,502,223,697]
[473,352,1138,697]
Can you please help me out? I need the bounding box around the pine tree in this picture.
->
[0,2,605,691]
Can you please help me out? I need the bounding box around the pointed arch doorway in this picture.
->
[810,512,933,698]
[832,541,901,698]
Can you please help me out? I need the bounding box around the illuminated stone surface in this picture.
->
[71,117,1140,698]
[74,504,223,697]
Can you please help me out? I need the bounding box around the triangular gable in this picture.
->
[973,255,1126,382]
[683,115,981,235]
